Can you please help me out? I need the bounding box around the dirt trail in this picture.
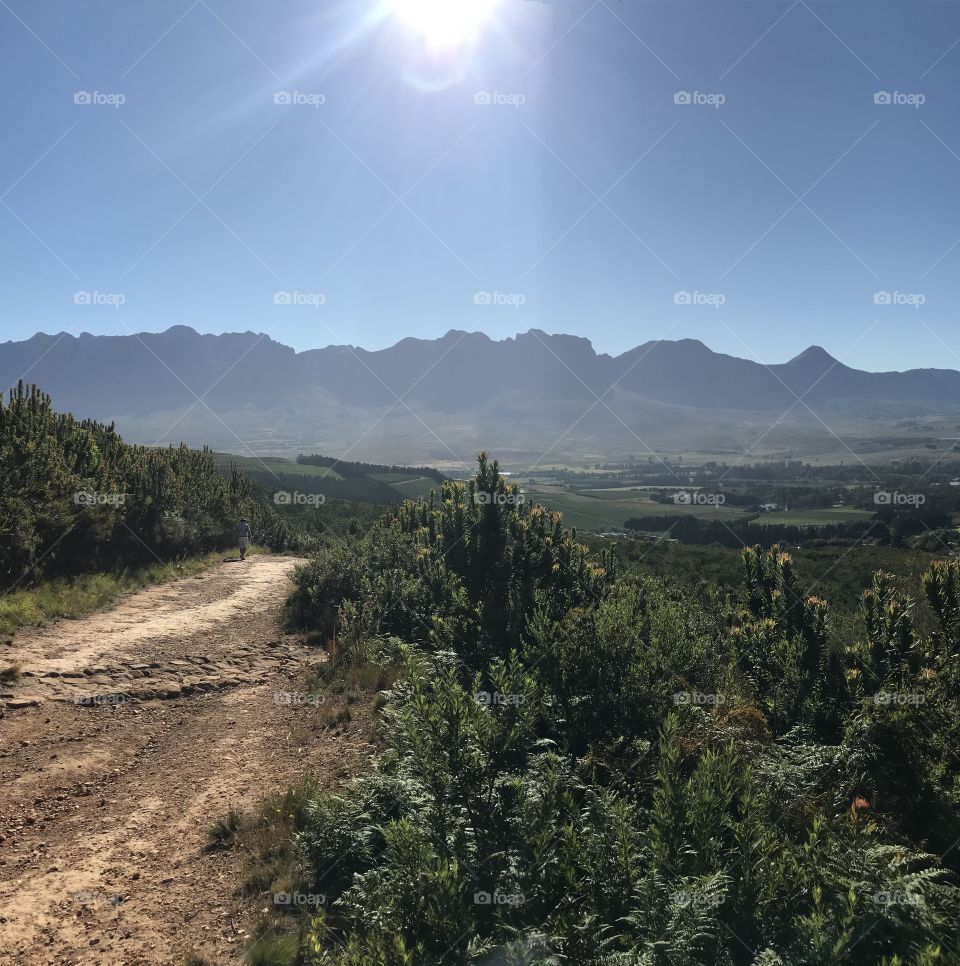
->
[0,555,373,965]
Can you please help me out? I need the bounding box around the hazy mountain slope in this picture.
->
[2,326,959,459]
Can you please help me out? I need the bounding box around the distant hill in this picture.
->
[3,326,960,462]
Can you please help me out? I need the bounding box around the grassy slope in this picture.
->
[388,477,442,500]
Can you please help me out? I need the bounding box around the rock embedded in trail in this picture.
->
[6,697,44,710]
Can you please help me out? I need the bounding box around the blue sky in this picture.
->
[2,0,960,371]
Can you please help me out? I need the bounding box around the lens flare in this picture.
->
[388,0,500,48]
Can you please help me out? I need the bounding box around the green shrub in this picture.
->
[264,461,960,964]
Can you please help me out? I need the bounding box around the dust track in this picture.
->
[0,555,372,965]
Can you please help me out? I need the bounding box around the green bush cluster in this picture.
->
[272,454,960,964]
[0,383,299,588]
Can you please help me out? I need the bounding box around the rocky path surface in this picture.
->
[0,555,373,965]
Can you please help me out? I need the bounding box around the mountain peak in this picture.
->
[788,345,838,366]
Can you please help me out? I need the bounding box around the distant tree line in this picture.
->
[624,514,883,548]
[296,452,447,484]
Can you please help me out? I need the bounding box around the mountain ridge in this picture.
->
[3,326,959,460]
[5,324,953,372]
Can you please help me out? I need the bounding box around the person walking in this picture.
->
[234,517,252,560]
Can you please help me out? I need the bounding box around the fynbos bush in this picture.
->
[271,460,960,963]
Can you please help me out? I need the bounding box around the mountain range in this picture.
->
[3,326,959,465]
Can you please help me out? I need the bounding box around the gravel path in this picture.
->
[0,554,373,965]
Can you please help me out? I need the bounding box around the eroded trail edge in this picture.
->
[0,555,368,965]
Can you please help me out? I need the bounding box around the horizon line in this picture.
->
[3,324,954,376]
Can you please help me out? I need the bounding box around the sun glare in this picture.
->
[388,0,500,47]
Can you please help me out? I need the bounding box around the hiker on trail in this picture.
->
[234,517,252,560]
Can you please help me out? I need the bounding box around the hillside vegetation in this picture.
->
[250,454,960,964]
[0,383,298,592]
[214,453,448,505]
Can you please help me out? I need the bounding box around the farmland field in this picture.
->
[749,507,873,527]
[524,483,748,531]
[388,476,443,500]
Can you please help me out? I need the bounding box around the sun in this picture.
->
[388,0,500,47]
